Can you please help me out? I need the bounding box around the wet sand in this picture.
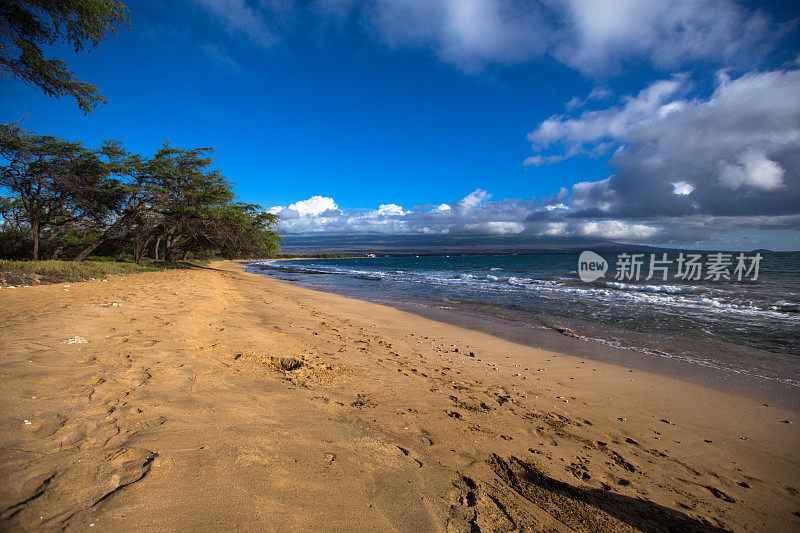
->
[0,261,798,531]
[377,302,800,409]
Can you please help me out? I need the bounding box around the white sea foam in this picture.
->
[250,259,800,325]
[602,281,698,294]
[248,257,799,385]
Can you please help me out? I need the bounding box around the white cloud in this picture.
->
[465,221,524,234]
[579,220,660,240]
[367,0,550,72]
[376,203,407,216]
[555,0,776,75]
[523,154,565,167]
[587,86,612,101]
[271,190,538,236]
[527,67,800,219]
[565,96,582,111]
[189,0,785,75]
[267,188,799,246]
[529,77,686,152]
[672,182,694,196]
[191,0,282,49]
[286,195,338,216]
[457,188,491,208]
[564,86,613,112]
[365,0,781,74]
[543,222,567,235]
[489,221,524,234]
[719,151,785,191]
[569,178,614,211]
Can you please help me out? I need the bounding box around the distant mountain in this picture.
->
[279,233,665,256]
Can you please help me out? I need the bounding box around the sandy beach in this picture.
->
[1,261,798,532]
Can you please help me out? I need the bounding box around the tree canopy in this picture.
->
[0,123,281,261]
[0,0,130,113]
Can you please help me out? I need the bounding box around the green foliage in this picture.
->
[0,124,282,262]
[0,122,124,259]
[0,222,30,257]
[0,0,130,113]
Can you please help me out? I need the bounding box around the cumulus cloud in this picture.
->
[456,188,491,208]
[719,151,785,191]
[529,76,687,152]
[189,0,786,75]
[672,182,694,196]
[376,203,407,216]
[268,183,798,245]
[285,195,338,216]
[527,67,800,222]
[268,189,664,242]
[579,220,660,240]
[272,189,529,236]
[466,221,525,234]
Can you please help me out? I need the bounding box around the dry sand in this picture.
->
[0,261,798,532]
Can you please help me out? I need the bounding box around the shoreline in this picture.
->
[382,301,800,408]
[244,261,800,409]
[1,262,798,530]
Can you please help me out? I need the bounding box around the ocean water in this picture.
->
[247,252,800,387]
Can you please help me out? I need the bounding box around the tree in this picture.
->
[183,202,281,259]
[0,127,282,262]
[0,0,130,114]
[0,122,120,259]
[132,144,281,261]
[72,142,149,261]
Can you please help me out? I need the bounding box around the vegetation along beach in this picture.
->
[2,0,799,531]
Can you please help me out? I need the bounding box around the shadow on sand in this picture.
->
[489,454,730,532]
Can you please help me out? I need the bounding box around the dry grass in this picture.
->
[0,259,199,287]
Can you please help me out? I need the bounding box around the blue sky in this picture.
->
[2,0,800,249]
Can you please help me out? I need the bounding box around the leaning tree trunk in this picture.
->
[74,213,133,263]
[165,234,179,262]
[74,240,103,262]
[31,221,40,260]
[134,235,153,264]
[154,234,165,261]
[142,236,153,262]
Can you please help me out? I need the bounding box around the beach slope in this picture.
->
[0,261,797,531]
